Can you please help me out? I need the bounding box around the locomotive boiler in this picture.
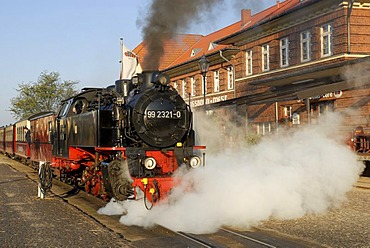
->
[51,71,205,208]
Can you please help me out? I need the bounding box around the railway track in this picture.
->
[175,227,323,248]
[3,156,369,247]
[177,229,278,248]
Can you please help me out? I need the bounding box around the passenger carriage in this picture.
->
[5,125,15,157]
[0,126,5,153]
[13,119,31,161]
[29,112,55,168]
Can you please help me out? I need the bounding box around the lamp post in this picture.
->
[198,54,210,111]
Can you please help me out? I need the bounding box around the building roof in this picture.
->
[133,34,203,71]
[216,0,319,45]
[132,0,315,71]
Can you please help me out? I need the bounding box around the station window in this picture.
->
[321,23,333,57]
[312,101,334,116]
[280,38,289,67]
[181,79,187,99]
[246,50,253,75]
[262,44,270,72]
[255,122,274,136]
[227,66,234,90]
[301,30,311,62]
[283,106,292,119]
[173,81,178,91]
[311,100,335,124]
[190,77,196,96]
[214,70,220,93]
[201,75,207,95]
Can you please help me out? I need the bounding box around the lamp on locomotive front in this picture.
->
[198,54,210,111]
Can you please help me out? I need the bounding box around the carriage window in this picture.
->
[58,100,72,117]
[48,121,53,143]
[71,98,89,114]
[73,100,83,114]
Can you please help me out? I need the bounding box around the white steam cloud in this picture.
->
[99,112,364,234]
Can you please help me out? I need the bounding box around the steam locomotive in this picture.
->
[0,71,205,208]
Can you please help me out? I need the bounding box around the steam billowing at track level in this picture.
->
[99,112,364,234]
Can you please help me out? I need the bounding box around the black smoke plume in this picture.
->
[140,0,263,70]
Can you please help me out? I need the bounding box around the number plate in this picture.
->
[146,110,182,119]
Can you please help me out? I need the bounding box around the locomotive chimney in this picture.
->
[141,71,159,92]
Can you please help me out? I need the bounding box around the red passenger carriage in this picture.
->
[14,119,30,162]
[29,112,55,167]
[5,125,15,157]
[0,126,5,153]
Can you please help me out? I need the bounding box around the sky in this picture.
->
[0,0,277,125]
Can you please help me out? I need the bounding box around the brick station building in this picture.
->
[134,0,370,138]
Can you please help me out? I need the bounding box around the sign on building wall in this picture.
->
[190,94,228,108]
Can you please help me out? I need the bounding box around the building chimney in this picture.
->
[276,0,280,8]
[241,9,251,27]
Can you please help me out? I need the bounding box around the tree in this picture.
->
[10,71,79,120]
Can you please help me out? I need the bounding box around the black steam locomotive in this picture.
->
[50,71,205,207]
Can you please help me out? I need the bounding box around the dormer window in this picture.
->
[190,48,201,57]
[208,42,217,51]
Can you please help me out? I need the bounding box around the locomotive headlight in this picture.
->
[144,157,156,170]
[188,156,201,168]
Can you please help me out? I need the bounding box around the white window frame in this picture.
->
[246,50,253,75]
[283,106,292,119]
[201,75,207,95]
[256,122,272,136]
[173,81,178,91]
[300,30,311,62]
[213,70,220,93]
[321,23,333,57]
[227,66,234,90]
[190,77,196,96]
[262,44,270,72]
[181,79,186,99]
[280,38,289,67]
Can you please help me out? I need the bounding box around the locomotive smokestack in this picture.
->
[141,71,156,91]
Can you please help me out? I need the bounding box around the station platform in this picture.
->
[0,156,131,247]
